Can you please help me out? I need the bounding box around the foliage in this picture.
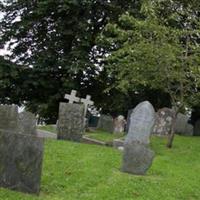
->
[0,136,200,199]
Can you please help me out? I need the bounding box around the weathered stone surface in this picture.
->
[122,141,155,175]
[125,101,155,145]
[122,101,155,175]
[194,119,200,136]
[153,108,174,136]
[125,109,133,133]
[175,113,193,136]
[57,103,85,142]
[97,115,114,133]
[19,111,37,135]
[0,130,44,194]
[114,115,126,134]
[0,105,18,131]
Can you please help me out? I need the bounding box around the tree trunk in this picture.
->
[166,111,178,148]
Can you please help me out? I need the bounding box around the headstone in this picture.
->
[0,105,18,131]
[57,103,85,142]
[153,108,174,136]
[0,105,44,194]
[122,101,155,175]
[81,95,94,116]
[175,113,193,136]
[97,114,114,133]
[64,90,80,104]
[114,115,126,134]
[125,108,133,133]
[18,111,37,135]
[194,119,200,136]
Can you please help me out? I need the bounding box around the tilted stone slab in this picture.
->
[0,130,44,194]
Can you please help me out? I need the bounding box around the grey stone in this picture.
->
[125,109,133,133]
[122,101,155,175]
[114,115,126,134]
[175,113,193,136]
[125,101,155,145]
[0,105,18,131]
[97,114,114,133]
[57,103,85,142]
[0,130,44,194]
[153,108,174,136]
[18,111,37,135]
[194,119,200,136]
[122,141,155,175]
[113,139,124,149]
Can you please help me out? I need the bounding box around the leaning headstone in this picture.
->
[153,108,174,136]
[97,114,114,133]
[0,130,44,194]
[0,104,18,131]
[57,103,85,142]
[122,101,155,175]
[114,115,126,134]
[18,111,37,135]
[175,113,193,136]
[194,119,200,136]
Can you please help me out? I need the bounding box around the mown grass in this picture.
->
[0,135,200,200]
[37,125,57,133]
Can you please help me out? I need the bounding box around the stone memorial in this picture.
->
[114,115,126,134]
[125,108,133,133]
[153,108,174,136]
[97,114,114,133]
[122,101,155,175]
[57,103,85,141]
[194,119,200,136]
[18,111,37,135]
[0,105,44,194]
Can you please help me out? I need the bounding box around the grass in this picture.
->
[0,135,200,200]
[37,125,57,133]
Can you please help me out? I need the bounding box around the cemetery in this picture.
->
[0,1,200,200]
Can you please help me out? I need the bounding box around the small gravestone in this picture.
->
[18,111,37,135]
[0,105,18,131]
[0,105,44,194]
[122,101,155,175]
[194,119,200,136]
[114,115,126,134]
[97,114,114,133]
[153,108,174,136]
[57,103,85,142]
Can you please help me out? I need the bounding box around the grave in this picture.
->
[114,115,126,134]
[122,101,155,175]
[97,114,114,133]
[57,103,85,142]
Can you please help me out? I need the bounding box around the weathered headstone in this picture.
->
[0,105,18,131]
[57,103,85,141]
[153,108,174,136]
[81,95,94,116]
[114,115,126,134]
[122,101,155,175]
[175,113,193,136]
[97,114,114,133]
[18,111,37,135]
[194,119,200,136]
[0,105,44,194]
[125,108,133,133]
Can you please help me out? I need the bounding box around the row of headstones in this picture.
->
[0,105,43,194]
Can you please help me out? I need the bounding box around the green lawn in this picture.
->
[37,125,57,133]
[1,136,199,200]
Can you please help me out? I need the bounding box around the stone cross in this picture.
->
[64,90,80,104]
[81,95,94,116]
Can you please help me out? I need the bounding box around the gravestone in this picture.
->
[114,115,126,134]
[0,105,18,131]
[97,114,114,133]
[175,113,193,136]
[0,105,44,194]
[57,103,85,142]
[125,108,133,133]
[122,101,155,175]
[81,95,94,116]
[64,90,80,104]
[153,108,174,136]
[18,111,37,135]
[194,119,200,136]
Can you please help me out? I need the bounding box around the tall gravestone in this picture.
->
[122,101,155,175]
[0,105,44,194]
[57,103,85,142]
[97,114,114,133]
[18,111,37,135]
